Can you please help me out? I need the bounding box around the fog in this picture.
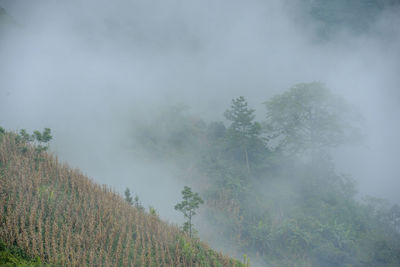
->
[1,0,400,248]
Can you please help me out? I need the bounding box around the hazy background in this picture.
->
[1,0,400,224]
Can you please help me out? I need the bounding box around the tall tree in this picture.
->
[264,82,360,159]
[174,186,204,238]
[224,96,262,173]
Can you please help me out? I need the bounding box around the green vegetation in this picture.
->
[300,0,400,36]
[135,82,400,266]
[16,128,52,153]
[124,187,134,206]
[264,82,360,156]
[224,96,262,175]
[0,240,49,266]
[124,187,145,211]
[0,129,244,266]
[175,186,204,238]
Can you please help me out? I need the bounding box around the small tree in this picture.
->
[17,128,53,152]
[175,186,204,238]
[134,194,144,211]
[33,128,52,152]
[149,206,158,217]
[124,187,133,206]
[0,127,5,142]
[19,129,33,143]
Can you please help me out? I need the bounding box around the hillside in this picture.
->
[0,129,244,266]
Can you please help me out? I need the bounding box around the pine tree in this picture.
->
[124,188,133,206]
[224,96,261,173]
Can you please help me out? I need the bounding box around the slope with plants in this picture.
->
[0,128,244,266]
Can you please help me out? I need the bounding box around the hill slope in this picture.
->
[0,130,244,266]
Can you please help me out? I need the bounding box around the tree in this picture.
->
[33,128,52,143]
[15,128,52,155]
[0,127,4,144]
[264,82,360,159]
[224,96,262,173]
[124,187,133,206]
[33,128,52,152]
[174,186,204,238]
[19,129,33,143]
[134,194,144,211]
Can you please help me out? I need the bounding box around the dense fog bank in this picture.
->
[1,0,399,217]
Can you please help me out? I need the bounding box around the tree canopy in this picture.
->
[264,82,360,157]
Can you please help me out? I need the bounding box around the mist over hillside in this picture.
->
[1,1,400,265]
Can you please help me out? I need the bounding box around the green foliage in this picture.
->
[124,187,133,205]
[175,186,204,238]
[242,254,251,267]
[149,206,157,216]
[0,240,48,266]
[33,128,52,152]
[16,128,53,153]
[300,0,399,37]
[264,82,360,157]
[18,129,33,143]
[224,96,261,139]
[134,84,400,266]
[0,126,4,144]
[133,194,144,211]
[224,96,263,174]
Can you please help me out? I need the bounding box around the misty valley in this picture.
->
[1,0,400,266]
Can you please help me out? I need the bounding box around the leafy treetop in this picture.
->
[264,82,360,156]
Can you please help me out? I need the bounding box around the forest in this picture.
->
[134,82,400,266]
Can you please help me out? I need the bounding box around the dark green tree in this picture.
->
[224,96,262,173]
[33,128,52,152]
[124,187,133,206]
[0,127,5,142]
[19,129,33,143]
[175,186,204,238]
